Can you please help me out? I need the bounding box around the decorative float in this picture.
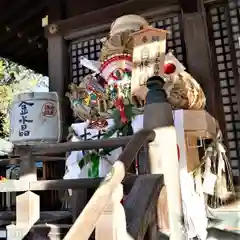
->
[63,14,235,240]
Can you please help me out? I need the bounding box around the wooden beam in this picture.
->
[45,0,178,39]
[48,0,66,22]
[0,0,30,23]
[14,130,155,155]
[179,0,199,13]
[0,175,136,192]
[4,2,46,32]
[0,10,45,48]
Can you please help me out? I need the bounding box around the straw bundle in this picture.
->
[99,14,206,110]
[163,71,206,109]
[100,14,148,63]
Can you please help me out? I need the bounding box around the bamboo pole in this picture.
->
[63,161,126,240]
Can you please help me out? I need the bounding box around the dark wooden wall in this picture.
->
[65,0,128,19]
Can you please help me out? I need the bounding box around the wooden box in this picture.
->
[159,110,218,231]
[174,109,217,173]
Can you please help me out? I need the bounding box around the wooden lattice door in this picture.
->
[207,0,240,180]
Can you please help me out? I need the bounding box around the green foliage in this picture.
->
[0,57,47,138]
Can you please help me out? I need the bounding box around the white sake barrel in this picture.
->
[10,92,61,144]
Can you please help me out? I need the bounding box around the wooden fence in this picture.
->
[0,130,165,240]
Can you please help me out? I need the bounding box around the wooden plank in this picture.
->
[158,186,169,231]
[21,136,133,154]
[124,175,164,240]
[14,131,155,156]
[45,0,178,39]
[0,175,137,192]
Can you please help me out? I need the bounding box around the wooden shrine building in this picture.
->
[0,0,239,217]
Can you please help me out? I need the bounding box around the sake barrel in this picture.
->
[9,92,61,144]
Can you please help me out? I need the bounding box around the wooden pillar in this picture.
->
[180,0,225,127]
[48,33,69,139]
[44,0,72,212]
[143,77,185,240]
[47,27,88,217]
[47,0,71,139]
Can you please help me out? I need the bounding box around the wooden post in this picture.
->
[47,0,70,138]
[143,77,185,240]
[19,151,37,181]
[7,151,40,240]
[180,0,225,130]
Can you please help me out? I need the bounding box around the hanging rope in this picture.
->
[201,129,236,208]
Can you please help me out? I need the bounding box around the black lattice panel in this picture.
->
[70,15,186,84]
[152,15,186,65]
[229,0,240,82]
[71,39,102,83]
[209,5,240,177]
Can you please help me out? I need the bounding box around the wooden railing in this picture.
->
[0,129,164,240]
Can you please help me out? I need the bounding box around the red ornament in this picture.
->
[164,62,176,74]
[114,98,128,124]
[177,144,180,161]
